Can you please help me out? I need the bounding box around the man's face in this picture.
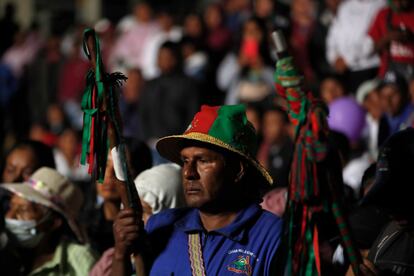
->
[180,146,228,210]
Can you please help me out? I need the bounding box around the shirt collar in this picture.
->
[175,204,262,242]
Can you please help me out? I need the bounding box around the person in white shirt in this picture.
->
[326,0,386,93]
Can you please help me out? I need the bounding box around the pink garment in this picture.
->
[111,22,160,70]
[261,187,288,217]
[2,32,43,78]
[89,247,114,276]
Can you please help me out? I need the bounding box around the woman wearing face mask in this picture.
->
[1,167,98,275]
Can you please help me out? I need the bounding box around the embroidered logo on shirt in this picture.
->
[227,255,252,276]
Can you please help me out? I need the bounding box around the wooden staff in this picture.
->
[83,29,142,213]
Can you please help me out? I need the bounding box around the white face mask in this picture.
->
[5,212,51,248]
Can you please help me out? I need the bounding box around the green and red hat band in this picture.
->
[184,105,257,158]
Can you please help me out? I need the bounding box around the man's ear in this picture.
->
[234,161,246,183]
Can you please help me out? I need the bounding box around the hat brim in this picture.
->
[1,183,85,243]
[156,132,273,186]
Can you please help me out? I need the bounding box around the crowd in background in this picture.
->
[0,0,413,275]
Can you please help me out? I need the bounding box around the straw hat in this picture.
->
[1,167,85,242]
[156,105,273,186]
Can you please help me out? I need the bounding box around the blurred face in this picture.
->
[57,129,77,156]
[3,147,37,182]
[157,47,177,73]
[6,195,57,235]
[124,70,143,103]
[134,3,152,23]
[243,20,263,42]
[380,85,404,116]
[320,78,344,104]
[255,0,274,18]
[363,91,383,120]
[262,111,287,142]
[204,5,222,30]
[47,104,65,131]
[96,154,121,202]
[180,147,228,210]
[184,15,203,37]
[158,13,174,31]
[6,195,47,221]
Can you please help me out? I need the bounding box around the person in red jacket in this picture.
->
[368,0,414,81]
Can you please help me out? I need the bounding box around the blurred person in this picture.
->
[223,0,251,33]
[29,122,58,147]
[289,0,318,85]
[245,104,261,133]
[134,163,186,226]
[0,3,19,56]
[81,138,152,256]
[1,27,43,79]
[116,2,154,34]
[253,0,290,32]
[257,106,293,188]
[356,79,383,160]
[2,140,55,183]
[308,0,342,81]
[86,152,122,255]
[183,13,206,48]
[28,35,64,124]
[46,103,70,136]
[181,36,208,81]
[111,2,160,73]
[95,19,116,69]
[257,106,291,219]
[57,36,89,104]
[326,0,385,93]
[1,140,56,225]
[0,167,97,275]
[120,68,145,139]
[378,70,414,136]
[360,128,414,276]
[89,163,185,276]
[217,17,274,105]
[410,76,414,105]
[319,75,346,104]
[368,0,414,81]
[0,63,17,151]
[138,41,200,165]
[204,3,232,61]
[53,128,89,182]
[111,104,282,275]
[141,9,183,80]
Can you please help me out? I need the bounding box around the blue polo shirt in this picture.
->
[145,204,283,275]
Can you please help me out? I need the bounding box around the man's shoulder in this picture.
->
[254,208,284,234]
[146,207,192,233]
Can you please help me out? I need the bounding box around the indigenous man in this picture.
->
[112,104,283,275]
